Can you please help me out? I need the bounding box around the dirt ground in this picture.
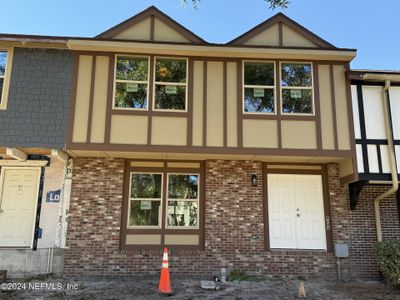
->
[1,275,399,300]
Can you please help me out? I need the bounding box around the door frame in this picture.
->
[0,167,42,248]
[262,163,333,252]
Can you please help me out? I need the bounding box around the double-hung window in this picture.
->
[243,61,275,114]
[114,56,149,109]
[281,62,314,114]
[154,57,187,111]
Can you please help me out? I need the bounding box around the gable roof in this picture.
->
[96,6,206,44]
[228,12,335,48]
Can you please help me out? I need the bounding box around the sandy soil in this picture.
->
[1,275,399,300]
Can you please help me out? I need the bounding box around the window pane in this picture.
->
[115,82,147,109]
[155,58,186,83]
[116,57,148,81]
[244,62,274,86]
[168,174,198,199]
[244,88,274,113]
[129,200,160,226]
[167,201,198,227]
[281,63,312,87]
[131,174,162,199]
[0,51,7,76]
[154,85,186,110]
[282,89,313,114]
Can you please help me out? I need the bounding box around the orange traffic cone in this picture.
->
[159,247,173,295]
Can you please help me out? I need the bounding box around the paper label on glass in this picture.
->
[165,85,177,94]
[140,201,151,210]
[253,88,265,97]
[126,83,138,92]
[290,89,302,98]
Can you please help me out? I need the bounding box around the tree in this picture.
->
[181,0,290,10]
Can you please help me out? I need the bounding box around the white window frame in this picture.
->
[0,48,14,110]
[127,172,163,229]
[242,60,277,115]
[280,61,315,116]
[112,54,150,111]
[153,56,188,113]
[165,172,200,229]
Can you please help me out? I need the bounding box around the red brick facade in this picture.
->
[64,158,399,278]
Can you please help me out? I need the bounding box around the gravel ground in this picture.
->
[1,275,399,300]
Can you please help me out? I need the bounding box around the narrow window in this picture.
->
[281,62,313,114]
[0,51,8,105]
[167,174,199,228]
[128,173,162,227]
[114,56,149,109]
[154,57,187,111]
[243,61,275,113]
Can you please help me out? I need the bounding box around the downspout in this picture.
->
[363,77,399,242]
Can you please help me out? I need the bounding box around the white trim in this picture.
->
[165,172,200,229]
[280,61,315,116]
[0,167,41,248]
[242,60,277,115]
[6,148,27,161]
[127,172,163,229]
[0,160,48,167]
[112,54,150,111]
[152,56,188,113]
[0,48,13,110]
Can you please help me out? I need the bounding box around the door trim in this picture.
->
[0,167,42,248]
[263,163,333,253]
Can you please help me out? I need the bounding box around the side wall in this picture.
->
[0,48,73,148]
[65,158,356,277]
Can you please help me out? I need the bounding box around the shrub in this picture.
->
[375,240,400,287]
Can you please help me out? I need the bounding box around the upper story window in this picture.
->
[114,55,149,110]
[154,57,187,111]
[281,62,314,115]
[243,61,275,114]
[0,50,10,108]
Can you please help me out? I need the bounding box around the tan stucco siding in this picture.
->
[318,64,335,150]
[110,115,148,144]
[282,24,318,48]
[206,62,224,147]
[90,56,109,143]
[243,119,278,148]
[281,121,317,149]
[192,61,204,146]
[126,234,161,245]
[151,117,187,146]
[72,55,93,143]
[154,18,190,43]
[227,62,238,147]
[244,24,280,46]
[114,18,151,41]
[164,234,199,245]
[333,65,351,150]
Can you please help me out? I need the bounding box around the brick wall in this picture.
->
[349,186,400,279]
[64,158,399,278]
[0,48,73,148]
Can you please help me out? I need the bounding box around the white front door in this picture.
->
[0,168,41,247]
[268,174,327,250]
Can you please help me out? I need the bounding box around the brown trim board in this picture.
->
[330,64,339,150]
[67,53,79,144]
[313,62,322,150]
[86,56,97,143]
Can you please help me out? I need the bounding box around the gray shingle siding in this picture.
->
[0,48,73,149]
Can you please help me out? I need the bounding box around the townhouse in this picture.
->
[0,6,398,278]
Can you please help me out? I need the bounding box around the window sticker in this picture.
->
[165,85,178,94]
[126,83,139,92]
[290,89,302,99]
[140,201,152,210]
[253,88,265,97]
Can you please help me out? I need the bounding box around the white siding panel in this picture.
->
[380,145,391,174]
[363,86,387,139]
[389,87,400,140]
[367,144,379,173]
[351,85,361,139]
[356,144,364,173]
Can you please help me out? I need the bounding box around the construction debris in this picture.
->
[200,280,220,290]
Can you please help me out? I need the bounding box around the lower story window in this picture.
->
[122,161,204,249]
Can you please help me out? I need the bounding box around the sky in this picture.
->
[0,0,399,70]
